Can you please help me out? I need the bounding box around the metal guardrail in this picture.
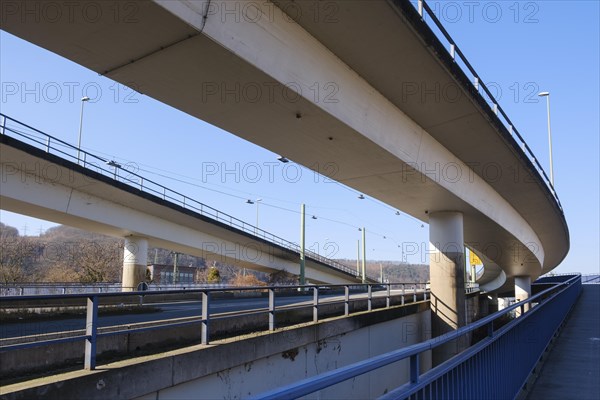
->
[252,274,582,399]
[0,113,375,281]
[410,0,562,212]
[0,282,231,296]
[0,282,429,371]
[582,274,600,284]
[540,272,599,284]
[0,280,483,297]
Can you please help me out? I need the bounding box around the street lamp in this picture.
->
[77,96,90,164]
[106,160,121,179]
[255,198,262,230]
[538,91,554,187]
[356,227,367,283]
[300,203,306,285]
[246,199,262,233]
[362,228,367,284]
[298,205,318,285]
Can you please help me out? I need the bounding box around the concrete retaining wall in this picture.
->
[0,294,418,378]
[1,303,431,399]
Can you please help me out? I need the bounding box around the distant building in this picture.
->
[146,264,198,284]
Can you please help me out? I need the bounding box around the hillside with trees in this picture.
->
[0,223,429,285]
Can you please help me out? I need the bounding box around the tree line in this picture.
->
[0,223,428,285]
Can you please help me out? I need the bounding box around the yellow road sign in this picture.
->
[470,251,483,266]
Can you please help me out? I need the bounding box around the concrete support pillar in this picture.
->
[429,211,467,365]
[488,293,499,313]
[122,236,148,291]
[514,275,532,316]
[498,297,508,311]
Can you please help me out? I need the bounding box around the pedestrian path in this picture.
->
[527,284,600,399]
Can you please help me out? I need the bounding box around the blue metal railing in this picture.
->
[0,113,374,280]
[540,272,599,284]
[407,0,562,212]
[252,274,582,399]
[0,282,429,371]
[582,274,600,284]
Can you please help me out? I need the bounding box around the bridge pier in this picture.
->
[122,236,148,291]
[515,275,532,316]
[429,211,467,365]
[488,293,499,313]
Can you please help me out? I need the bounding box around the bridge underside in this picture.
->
[1,0,568,290]
[0,137,361,285]
[1,0,570,366]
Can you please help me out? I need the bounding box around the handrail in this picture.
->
[0,113,373,280]
[252,274,581,399]
[410,0,562,212]
[0,282,430,371]
[0,283,419,302]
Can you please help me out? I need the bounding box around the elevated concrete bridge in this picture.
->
[1,0,569,370]
[0,126,366,286]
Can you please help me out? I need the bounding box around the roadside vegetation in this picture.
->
[0,223,429,286]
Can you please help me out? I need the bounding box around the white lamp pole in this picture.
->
[256,198,262,228]
[538,91,554,187]
[361,227,366,284]
[77,96,90,164]
[300,203,306,285]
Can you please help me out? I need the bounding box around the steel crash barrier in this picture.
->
[252,274,582,400]
[0,282,430,371]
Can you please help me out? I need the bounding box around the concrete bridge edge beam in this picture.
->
[122,236,148,291]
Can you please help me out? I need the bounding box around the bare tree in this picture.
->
[73,240,122,283]
[0,235,37,283]
[231,271,266,287]
[40,240,123,283]
[41,262,77,283]
[268,269,298,286]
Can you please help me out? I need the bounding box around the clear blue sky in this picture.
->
[1,1,598,274]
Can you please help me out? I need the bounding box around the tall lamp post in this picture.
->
[361,227,366,284]
[77,96,90,164]
[538,91,554,187]
[255,198,262,229]
[300,203,306,285]
[246,198,262,234]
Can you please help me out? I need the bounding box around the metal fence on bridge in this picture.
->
[0,282,231,296]
[0,112,375,282]
[406,0,562,212]
[253,274,582,399]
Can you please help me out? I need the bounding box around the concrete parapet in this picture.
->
[1,303,431,399]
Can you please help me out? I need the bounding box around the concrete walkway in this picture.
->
[527,284,600,400]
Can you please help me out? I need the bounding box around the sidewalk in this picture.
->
[527,284,600,399]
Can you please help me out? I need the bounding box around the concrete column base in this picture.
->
[488,293,499,313]
[122,236,148,291]
[515,275,532,316]
[429,211,467,366]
